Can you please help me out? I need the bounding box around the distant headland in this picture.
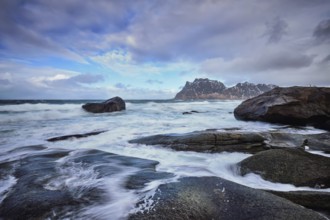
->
[175,78,277,100]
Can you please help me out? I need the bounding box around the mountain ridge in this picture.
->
[174,78,277,100]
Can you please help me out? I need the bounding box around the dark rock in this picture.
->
[82,96,126,113]
[129,176,325,220]
[260,132,330,153]
[175,78,276,100]
[182,110,201,115]
[126,170,174,190]
[130,130,330,154]
[130,131,268,154]
[234,86,330,131]
[239,148,330,188]
[0,146,168,219]
[47,130,107,142]
[266,190,330,217]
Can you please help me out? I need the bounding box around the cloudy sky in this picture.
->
[0,0,329,99]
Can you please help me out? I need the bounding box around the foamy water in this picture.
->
[0,100,329,219]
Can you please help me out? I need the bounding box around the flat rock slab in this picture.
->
[47,130,107,142]
[129,176,325,220]
[130,131,268,154]
[130,130,330,154]
[239,148,330,188]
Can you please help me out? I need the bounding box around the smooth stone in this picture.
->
[129,176,325,220]
[234,86,330,131]
[239,148,330,188]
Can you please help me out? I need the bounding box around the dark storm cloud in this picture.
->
[264,17,288,43]
[254,52,314,71]
[313,19,330,44]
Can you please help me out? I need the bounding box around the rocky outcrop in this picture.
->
[129,131,268,154]
[239,148,330,188]
[234,86,330,131]
[82,96,126,113]
[174,78,276,100]
[129,176,325,220]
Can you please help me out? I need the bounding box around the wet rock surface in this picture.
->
[130,130,330,153]
[262,131,330,152]
[234,86,330,130]
[266,190,330,217]
[239,148,330,188]
[47,130,107,142]
[0,146,168,219]
[130,131,268,154]
[129,176,325,220]
[82,96,126,113]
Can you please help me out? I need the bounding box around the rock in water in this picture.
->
[239,148,330,188]
[82,96,126,113]
[234,86,330,130]
[174,78,276,100]
[129,131,268,154]
[129,177,325,220]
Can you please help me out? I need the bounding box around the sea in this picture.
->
[0,99,329,219]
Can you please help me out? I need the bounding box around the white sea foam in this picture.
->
[0,175,17,203]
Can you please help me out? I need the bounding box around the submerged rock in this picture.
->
[82,96,126,113]
[129,176,325,220]
[234,86,330,131]
[239,148,330,188]
[47,130,107,142]
[0,146,169,220]
[130,131,268,154]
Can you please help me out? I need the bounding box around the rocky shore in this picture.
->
[1,87,330,219]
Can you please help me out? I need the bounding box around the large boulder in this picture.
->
[130,131,268,154]
[82,96,126,113]
[129,176,325,220]
[234,87,330,130]
[239,148,330,188]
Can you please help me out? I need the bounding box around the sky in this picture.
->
[0,0,329,99]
